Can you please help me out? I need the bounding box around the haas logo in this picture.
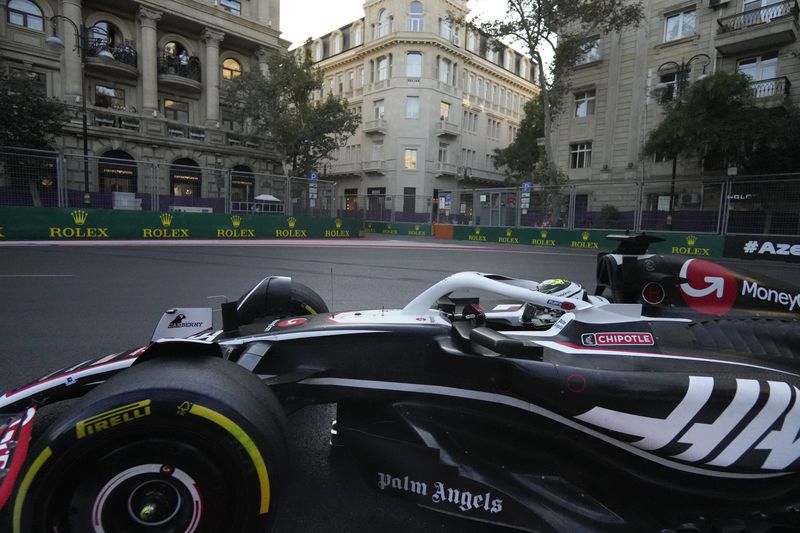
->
[679,259,737,315]
[168,314,187,327]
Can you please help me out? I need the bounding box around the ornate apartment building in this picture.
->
[553,0,800,216]
[1,0,286,208]
[304,0,538,206]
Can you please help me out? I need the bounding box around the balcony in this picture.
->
[329,162,361,175]
[362,160,386,174]
[363,118,388,135]
[751,76,791,99]
[157,55,202,93]
[716,1,799,55]
[84,39,138,79]
[91,109,141,132]
[435,162,458,176]
[436,120,460,137]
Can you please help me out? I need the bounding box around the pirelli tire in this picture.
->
[288,281,329,316]
[10,355,288,533]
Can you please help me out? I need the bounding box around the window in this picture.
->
[570,142,592,169]
[658,72,677,102]
[738,52,778,82]
[404,148,418,169]
[403,187,416,212]
[333,34,342,55]
[377,9,391,38]
[487,118,501,139]
[358,67,365,87]
[664,9,696,42]
[347,71,355,91]
[95,85,125,109]
[315,41,323,62]
[520,61,528,79]
[373,99,385,119]
[440,18,454,41]
[408,1,424,32]
[7,0,43,31]
[574,90,596,117]
[337,74,344,93]
[440,101,450,121]
[353,24,363,46]
[220,0,241,15]
[164,99,189,122]
[405,96,420,118]
[221,108,240,130]
[504,51,514,70]
[377,56,390,81]
[466,31,476,52]
[576,38,600,65]
[222,58,242,80]
[406,52,422,77]
[438,57,452,84]
[438,143,449,163]
[90,21,122,45]
[10,68,45,95]
[371,141,383,160]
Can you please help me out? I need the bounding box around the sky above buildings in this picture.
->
[281,0,518,51]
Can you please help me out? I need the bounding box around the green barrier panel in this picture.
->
[361,221,432,237]
[0,207,360,240]
[647,233,724,258]
[452,226,618,250]
[449,225,725,258]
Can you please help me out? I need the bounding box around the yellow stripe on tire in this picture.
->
[188,404,271,514]
[13,446,53,533]
[302,304,317,315]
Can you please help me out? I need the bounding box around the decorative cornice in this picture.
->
[137,6,163,24]
[202,28,225,45]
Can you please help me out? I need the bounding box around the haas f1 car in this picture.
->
[1,234,800,532]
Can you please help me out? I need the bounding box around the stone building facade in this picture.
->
[1,0,286,207]
[552,0,800,223]
[305,0,538,208]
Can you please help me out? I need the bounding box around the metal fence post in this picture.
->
[720,178,730,235]
[286,177,292,217]
[57,154,66,208]
[568,186,576,230]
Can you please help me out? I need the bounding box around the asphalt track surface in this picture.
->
[1,236,798,532]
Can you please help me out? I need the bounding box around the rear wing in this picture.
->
[605,232,664,255]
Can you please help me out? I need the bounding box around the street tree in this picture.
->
[463,0,644,168]
[642,71,800,174]
[0,74,69,148]
[225,49,360,177]
[493,96,544,184]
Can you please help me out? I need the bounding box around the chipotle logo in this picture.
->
[581,332,654,347]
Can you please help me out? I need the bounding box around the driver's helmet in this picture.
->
[537,279,584,299]
[525,279,583,329]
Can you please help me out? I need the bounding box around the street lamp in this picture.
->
[46,16,96,206]
[653,54,711,230]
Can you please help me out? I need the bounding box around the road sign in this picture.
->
[309,171,319,181]
[521,181,532,193]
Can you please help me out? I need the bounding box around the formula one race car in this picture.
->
[2,235,800,532]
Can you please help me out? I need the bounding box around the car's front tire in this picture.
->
[11,355,288,533]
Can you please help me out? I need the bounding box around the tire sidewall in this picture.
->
[13,357,287,533]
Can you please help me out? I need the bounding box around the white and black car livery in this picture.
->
[1,234,799,532]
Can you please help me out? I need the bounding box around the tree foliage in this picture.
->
[0,75,69,148]
[493,96,544,183]
[643,71,800,174]
[463,0,644,167]
[225,49,360,177]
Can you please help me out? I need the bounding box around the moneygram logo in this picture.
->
[743,240,800,257]
[679,258,738,314]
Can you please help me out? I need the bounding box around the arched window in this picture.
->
[406,52,422,77]
[377,9,390,38]
[164,41,188,58]
[171,158,201,198]
[7,0,44,31]
[504,50,514,70]
[314,40,323,61]
[353,24,363,46]
[407,2,423,32]
[520,60,528,79]
[333,33,342,54]
[222,58,241,79]
[99,150,137,193]
[90,21,122,44]
[231,165,254,202]
[466,31,476,52]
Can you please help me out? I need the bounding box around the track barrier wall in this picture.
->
[0,207,359,240]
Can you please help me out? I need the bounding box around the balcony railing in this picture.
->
[436,120,460,137]
[751,76,792,98]
[87,39,137,67]
[363,118,388,134]
[718,0,798,33]
[157,54,202,82]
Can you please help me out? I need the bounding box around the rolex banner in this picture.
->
[361,222,432,237]
[0,207,360,240]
